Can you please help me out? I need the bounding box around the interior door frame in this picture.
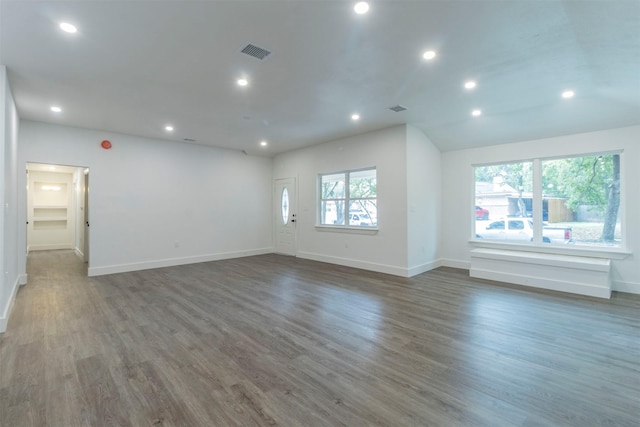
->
[23,162,90,269]
[83,170,89,262]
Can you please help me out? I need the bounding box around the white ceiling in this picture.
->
[2,1,639,156]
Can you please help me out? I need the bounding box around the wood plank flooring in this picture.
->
[1,250,638,426]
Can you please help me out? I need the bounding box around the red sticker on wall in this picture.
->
[101,140,112,149]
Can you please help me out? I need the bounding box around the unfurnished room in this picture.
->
[1,1,639,426]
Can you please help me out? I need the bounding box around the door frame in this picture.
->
[22,162,91,270]
[274,177,297,256]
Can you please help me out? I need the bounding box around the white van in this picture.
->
[348,212,374,226]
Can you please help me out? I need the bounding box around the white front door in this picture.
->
[275,178,296,256]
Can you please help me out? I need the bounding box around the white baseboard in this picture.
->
[74,247,84,259]
[612,280,640,295]
[440,258,471,270]
[87,247,275,277]
[29,243,74,251]
[0,275,22,333]
[297,251,408,276]
[297,252,440,278]
[407,259,442,277]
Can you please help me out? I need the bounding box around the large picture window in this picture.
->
[474,153,622,247]
[319,168,377,227]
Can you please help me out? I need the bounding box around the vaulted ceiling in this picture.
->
[2,1,639,156]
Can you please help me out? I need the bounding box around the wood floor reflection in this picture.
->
[1,250,638,426]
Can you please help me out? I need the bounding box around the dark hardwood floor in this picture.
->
[1,250,638,426]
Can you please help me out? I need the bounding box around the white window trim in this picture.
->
[469,239,631,260]
[315,225,379,234]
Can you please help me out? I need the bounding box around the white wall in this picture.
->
[1,66,22,333]
[18,120,274,276]
[406,125,441,275]
[441,125,640,294]
[274,125,441,277]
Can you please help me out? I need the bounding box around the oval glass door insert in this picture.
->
[281,188,290,224]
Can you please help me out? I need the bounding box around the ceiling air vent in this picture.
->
[241,43,271,60]
[389,105,408,112]
[183,138,196,142]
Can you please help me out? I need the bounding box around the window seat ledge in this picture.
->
[470,248,611,299]
[470,248,610,272]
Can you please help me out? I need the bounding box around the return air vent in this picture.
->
[241,43,271,60]
[389,105,408,112]
[183,138,196,142]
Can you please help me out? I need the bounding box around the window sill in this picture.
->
[315,225,379,235]
[469,239,631,260]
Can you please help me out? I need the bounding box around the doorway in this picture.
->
[274,178,297,256]
[26,163,90,265]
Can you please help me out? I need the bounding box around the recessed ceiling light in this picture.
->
[351,113,360,121]
[165,125,174,131]
[464,81,477,90]
[260,141,268,147]
[562,90,575,99]
[354,2,370,14]
[422,50,437,60]
[471,109,482,117]
[50,106,62,113]
[237,78,249,87]
[59,22,77,33]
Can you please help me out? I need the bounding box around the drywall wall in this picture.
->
[274,125,416,276]
[406,124,441,275]
[441,125,640,294]
[1,66,22,333]
[18,120,274,276]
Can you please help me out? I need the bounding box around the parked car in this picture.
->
[477,218,572,244]
[349,212,374,226]
[475,206,490,220]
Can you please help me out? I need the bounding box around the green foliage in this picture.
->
[542,155,615,213]
[475,162,533,192]
[476,156,617,214]
[350,176,377,198]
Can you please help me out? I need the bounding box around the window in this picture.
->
[319,168,377,227]
[474,153,622,247]
[487,221,505,230]
[509,220,525,230]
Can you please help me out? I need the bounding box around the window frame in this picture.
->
[317,167,378,231]
[471,150,629,258]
